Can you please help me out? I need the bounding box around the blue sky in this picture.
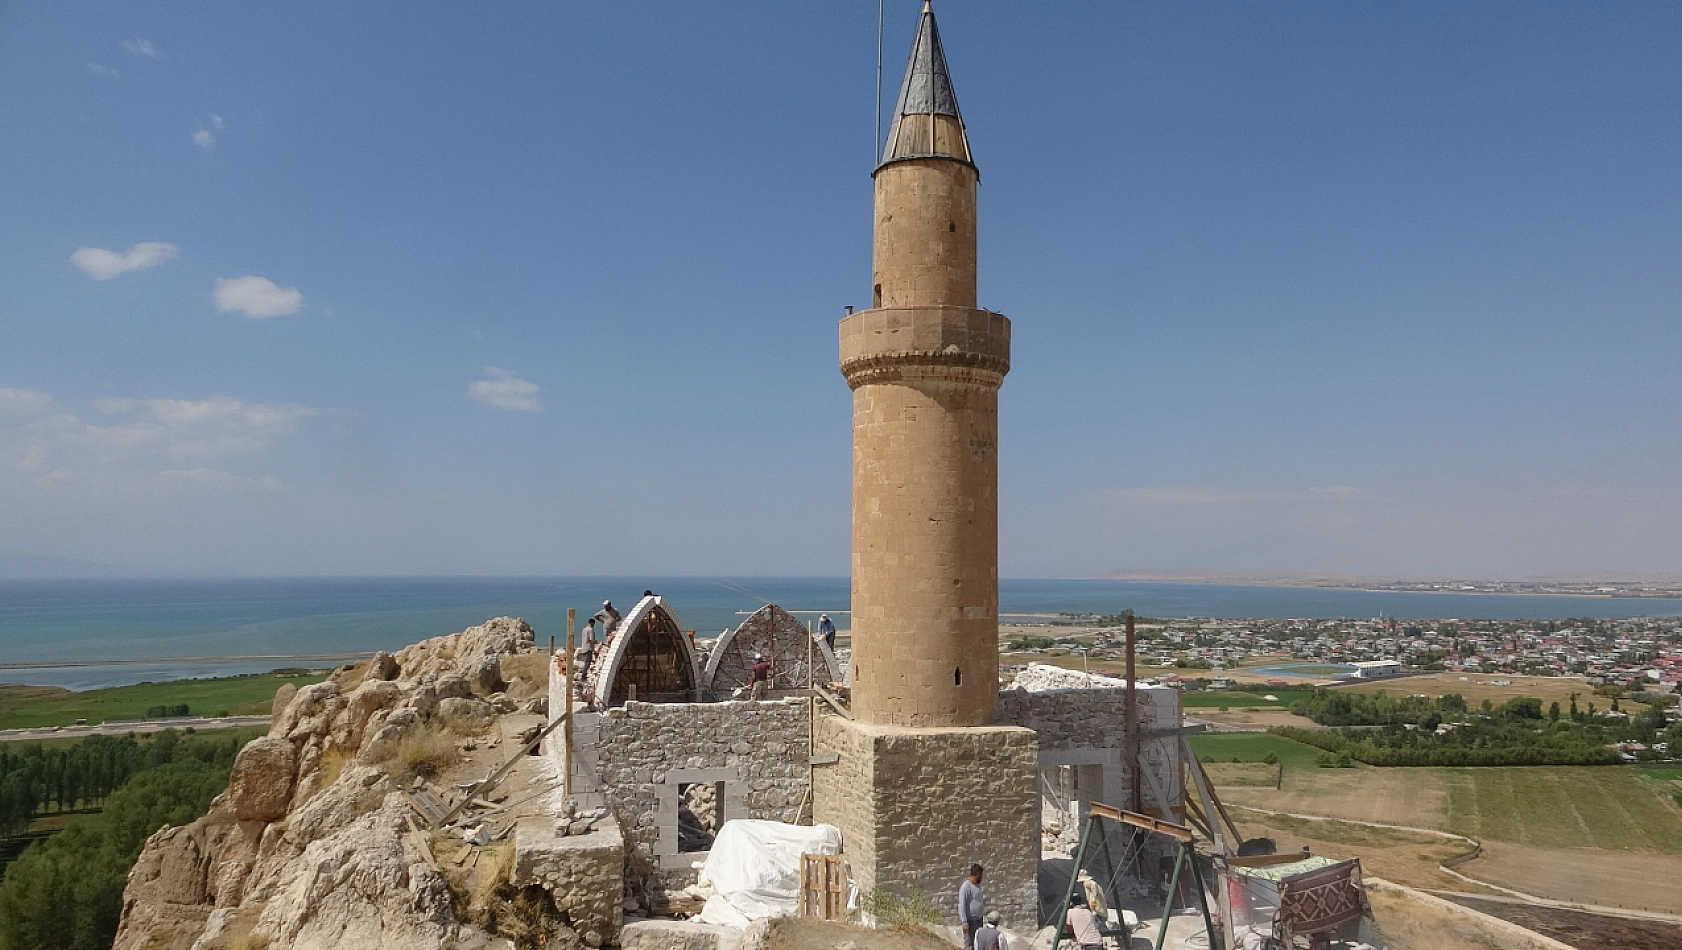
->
[1,2,1679,578]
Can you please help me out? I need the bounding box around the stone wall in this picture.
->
[512,812,625,947]
[589,698,811,898]
[813,717,1040,930]
[996,684,1183,819]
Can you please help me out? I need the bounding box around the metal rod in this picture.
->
[1155,845,1186,950]
[1125,609,1141,813]
[875,0,884,163]
[1187,848,1224,950]
[1051,813,1096,950]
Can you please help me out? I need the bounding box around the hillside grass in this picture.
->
[1443,766,1682,853]
[0,671,325,730]
[1188,732,1325,771]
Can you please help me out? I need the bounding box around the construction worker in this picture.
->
[595,600,622,636]
[958,864,986,949]
[817,614,836,651]
[576,623,597,683]
[750,653,771,700]
[974,911,1008,950]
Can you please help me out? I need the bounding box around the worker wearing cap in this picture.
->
[750,653,771,700]
[595,600,622,637]
[974,911,1008,950]
[817,614,836,651]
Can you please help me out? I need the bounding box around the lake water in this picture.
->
[2,576,1678,690]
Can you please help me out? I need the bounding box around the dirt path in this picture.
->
[1441,895,1682,950]
[1467,842,1682,917]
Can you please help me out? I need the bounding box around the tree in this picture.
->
[1548,701,1561,722]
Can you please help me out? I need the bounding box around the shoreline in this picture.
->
[1099,575,1682,601]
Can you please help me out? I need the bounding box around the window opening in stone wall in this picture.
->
[678,781,724,852]
[954,666,962,686]
[873,283,882,308]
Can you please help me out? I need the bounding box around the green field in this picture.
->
[0,671,326,730]
[1188,732,1325,771]
[1441,767,1682,853]
[1180,688,1315,709]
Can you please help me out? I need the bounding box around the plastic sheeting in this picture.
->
[695,819,843,926]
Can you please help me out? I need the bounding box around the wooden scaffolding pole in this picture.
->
[564,607,575,799]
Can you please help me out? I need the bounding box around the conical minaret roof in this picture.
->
[879,1,974,170]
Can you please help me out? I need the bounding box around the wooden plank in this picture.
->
[1180,736,1243,851]
[401,786,451,827]
[1179,737,1232,855]
[808,753,840,766]
[808,686,852,720]
[406,814,440,871]
[434,709,569,828]
[799,853,847,920]
[1088,802,1194,843]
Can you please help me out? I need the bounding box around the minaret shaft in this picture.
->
[840,8,1008,728]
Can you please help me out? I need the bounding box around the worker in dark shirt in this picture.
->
[750,653,771,700]
[817,614,837,651]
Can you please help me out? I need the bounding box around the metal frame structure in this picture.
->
[1051,803,1223,950]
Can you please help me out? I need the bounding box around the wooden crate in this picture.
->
[799,853,848,921]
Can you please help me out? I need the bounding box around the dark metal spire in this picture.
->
[879,0,973,170]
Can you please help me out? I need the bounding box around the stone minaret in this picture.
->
[818,5,1038,925]
[840,0,1010,729]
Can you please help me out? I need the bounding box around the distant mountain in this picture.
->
[0,552,147,578]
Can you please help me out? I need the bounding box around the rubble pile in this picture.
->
[1008,662,1125,692]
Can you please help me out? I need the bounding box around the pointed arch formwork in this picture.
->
[701,604,842,699]
[585,595,701,707]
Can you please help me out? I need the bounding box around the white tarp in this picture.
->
[695,819,843,925]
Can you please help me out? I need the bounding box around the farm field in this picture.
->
[1191,708,1321,733]
[1221,764,1451,830]
[1223,763,1682,914]
[1442,767,1682,853]
[0,671,323,730]
[1337,671,1648,713]
[1180,688,1316,708]
[1187,732,1325,771]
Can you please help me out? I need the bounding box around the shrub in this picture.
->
[376,726,462,784]
[860,889,942,932]
[1261,752,1279,765]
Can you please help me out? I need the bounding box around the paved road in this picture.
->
[0,715,272,741]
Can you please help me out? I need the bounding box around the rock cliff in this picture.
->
[112,617,555,950]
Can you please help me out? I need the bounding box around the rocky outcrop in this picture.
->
[113,617,551,950]
[227,738,297,822]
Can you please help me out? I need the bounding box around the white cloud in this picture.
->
[210,114,224,130]
[70,242,179,280]
[193,127,215,148]
[0,386,317,494]
[122,37,159,59]
[159,469,284,492]
[94,395,319,460]
[87,63,120,78]
[214,275,303,318]
[467,368,542,412]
